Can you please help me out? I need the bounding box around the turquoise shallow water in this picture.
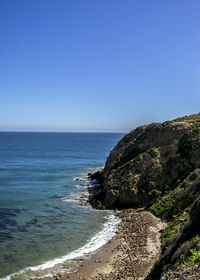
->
[0,132,123,279]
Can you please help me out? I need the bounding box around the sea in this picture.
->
[0,132,123,279]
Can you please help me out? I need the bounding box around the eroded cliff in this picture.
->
[89,112,200,279]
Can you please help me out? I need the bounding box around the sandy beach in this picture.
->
[54,209,165,280]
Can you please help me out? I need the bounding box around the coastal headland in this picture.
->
[54,113,200,280]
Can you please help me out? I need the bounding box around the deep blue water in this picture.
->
[0,132,123,279]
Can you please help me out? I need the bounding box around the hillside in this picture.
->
[89,113,200,279]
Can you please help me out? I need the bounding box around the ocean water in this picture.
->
[0,132,123,279]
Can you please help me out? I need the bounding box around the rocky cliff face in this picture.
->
[89,113,200,209]
[89,112,200,279]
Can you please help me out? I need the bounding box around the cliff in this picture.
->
[89,113,200,279]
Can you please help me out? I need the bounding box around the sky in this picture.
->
[0,0,200,132]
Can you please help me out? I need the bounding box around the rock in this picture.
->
[88,112,200,279]
[89,113,200,209]
[88,169,104,182]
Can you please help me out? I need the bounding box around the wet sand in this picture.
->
[53,209,165,280]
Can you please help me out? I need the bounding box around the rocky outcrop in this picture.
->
[89,113,200,209]
[89,112,200,279]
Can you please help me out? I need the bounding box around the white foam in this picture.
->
[61,190,89,205]
[73,177,88,182]
[2,213,121,280]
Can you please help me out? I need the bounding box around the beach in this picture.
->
[55,209,165,280]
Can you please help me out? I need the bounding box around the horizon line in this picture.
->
[0,130,126,134]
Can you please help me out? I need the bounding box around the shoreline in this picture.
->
[55,209,165,280]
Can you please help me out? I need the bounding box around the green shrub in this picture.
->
[148,189,162,199]
[181,249,200,267]
[150,188,178,219]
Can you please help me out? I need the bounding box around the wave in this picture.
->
[73,176,88,182]
[62,168,101,206]
[1,213,121,280]
[1,167,109,280]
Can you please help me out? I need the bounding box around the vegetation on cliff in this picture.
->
[89,113,200,279]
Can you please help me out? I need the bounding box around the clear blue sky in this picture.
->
[0,0,200,132]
